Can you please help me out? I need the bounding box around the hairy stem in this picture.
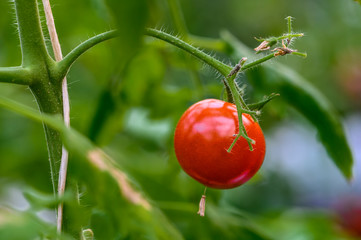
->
[0,96,154,213]
[30,81,63,194]
[56,30,118,80]
[0,67,31,85]
[226,77,254,151]
[14,0,52,67]
[41,0,70,233]
[14,0,63,194]
[145,28,232,76]
[241,53,275,72]
[57,28,232,83]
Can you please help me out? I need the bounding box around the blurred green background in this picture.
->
[0,0,361,239]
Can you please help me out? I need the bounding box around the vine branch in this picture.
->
[56,30,118,80]
[14,0,51,67]
[56,29,232,81]
[53,24,305,153]
[0,67,31,85]
[144,28,233,76]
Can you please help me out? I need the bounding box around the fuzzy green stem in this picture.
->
[14,0,52,67]
[281,33,304,40]
[41,0,71,233]
[258,33,304,43]
[221,78,233,103]
[291,52,307,58]
[14,0,64,195]
[0,67,31,85]
[234,81,249,110]
[57,28,232,82]
[144,28,232,76]
[287,17,292,33]
[226,76,255,152]
[241,53,275,72]
[30,81,63,193]
[56,30,118,80]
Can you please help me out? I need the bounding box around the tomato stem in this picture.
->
[0,67,31,85]
[221,78,233,103]
[248,93,280,111]
[223,20,306,151]
[228,131,255,152]
[144,28,233,76]
[57,28,233,83]
[240,53,275,72]
[226,75,255,152]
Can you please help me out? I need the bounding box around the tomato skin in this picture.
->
[335,196,361,237]
[174,99,266,189]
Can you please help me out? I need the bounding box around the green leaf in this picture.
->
[88,47,166,145]
[257,209,348,240]
[23,188,72,210]
[0,96,184,240]
[0,208,73,240]
[104,0,148,67]
[206,204,273,240]
[221,31,353,181]
[248,93,280,111]
[87,90,117,143]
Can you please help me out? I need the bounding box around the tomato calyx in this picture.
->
[221,16,306,152]
[223,74,277,152]
[222,63,276,152]
[248,93,280,111]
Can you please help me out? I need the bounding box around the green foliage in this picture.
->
[0,0,360,239]
[104,0,148,69]
[0,208,72,240]
[0,95,183,239]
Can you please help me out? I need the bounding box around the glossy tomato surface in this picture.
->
[174,99,266,189]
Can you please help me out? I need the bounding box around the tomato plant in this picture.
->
[0,0,357,238]
[174,99,266,189]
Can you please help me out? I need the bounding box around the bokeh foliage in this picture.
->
[0,0,360,239]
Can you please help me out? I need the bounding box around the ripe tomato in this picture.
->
[174,99,266,189]
[334,196,361,237]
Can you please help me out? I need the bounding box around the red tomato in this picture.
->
[174,99,266,189]
[334,196,361,237]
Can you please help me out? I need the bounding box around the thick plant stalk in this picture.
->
[42,0,70,233]
[14,0,63,199]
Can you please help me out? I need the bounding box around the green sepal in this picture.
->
[221,78,234,103]
[248,93,280,111]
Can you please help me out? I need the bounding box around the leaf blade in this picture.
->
[0,96,184,240]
